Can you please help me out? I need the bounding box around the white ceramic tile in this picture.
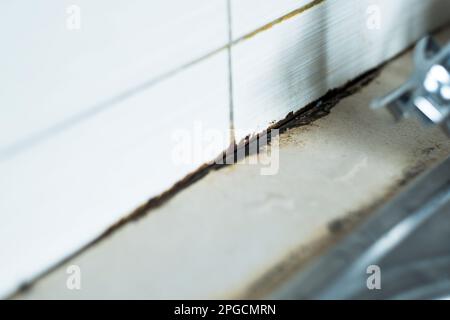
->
[230,0,315,39]
[231,0,450,141]
[0,0,227,153]
[0,51,230,298]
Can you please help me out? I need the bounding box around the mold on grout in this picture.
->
[8,63,381,300]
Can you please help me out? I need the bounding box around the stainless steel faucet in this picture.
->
[372,36,450,136]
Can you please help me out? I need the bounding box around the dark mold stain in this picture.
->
[9,64,382,299]
[9,66,380,299]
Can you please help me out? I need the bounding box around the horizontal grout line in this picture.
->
[0,44,226,162]
[232,0,326,45]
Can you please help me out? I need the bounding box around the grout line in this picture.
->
[232,0,326,45]
[226,0,236,146]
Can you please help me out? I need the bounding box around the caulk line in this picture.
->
[232,0,326,45]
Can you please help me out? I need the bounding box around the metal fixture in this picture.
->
[372,36,450,136]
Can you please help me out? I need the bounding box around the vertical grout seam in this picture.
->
[226,0,236,147]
